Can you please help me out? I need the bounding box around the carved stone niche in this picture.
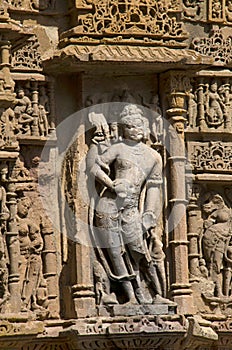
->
[187,183,232,317]
[7,79,56,139]
[61,101,178,319]
[185,71,232,132]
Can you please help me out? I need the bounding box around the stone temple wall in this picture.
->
[0,0,231,349]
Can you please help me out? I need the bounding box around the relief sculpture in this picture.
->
[201,193,231,298]
[87,104,172,309]
[16,196,48,315]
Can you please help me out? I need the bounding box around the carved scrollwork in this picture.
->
[182,0,205,21]
[5,0,56,11]
[71,0,188,46]
[11,37,42,72]
[191,28,232,64]
[189,142,232,172]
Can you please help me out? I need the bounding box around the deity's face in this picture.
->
[122,117,145,142]
[17,198,30,218]
[210,83,217,92]
[18,90,25,98]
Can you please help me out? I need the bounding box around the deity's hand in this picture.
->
[142,211,156,231]
[112,179,129,198]
[0,210,10,221]
[204,218,215,229]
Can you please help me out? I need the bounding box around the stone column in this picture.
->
[161,71,195,314]
[187,186,202,281]
[42,223,60,318]
[48,80,56,131]
[31,79,39,136]
[6,180,21,312]
[71,129,96,318]
[197,78,206,131]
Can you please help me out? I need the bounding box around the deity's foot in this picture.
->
[152,294,174,304]
[135,288,149,304]
[125,296,138,305]
[102,292,118,305]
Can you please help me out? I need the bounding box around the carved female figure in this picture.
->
[16,197,45,311]
[205,81,225,127]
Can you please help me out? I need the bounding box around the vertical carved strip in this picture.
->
[42,225,59,318]
[48,80,56,130]
[31,80,39,136]
[6,181,21,312]
[163,71,195,314]
[187,190,201,281]
[197,79,206,130]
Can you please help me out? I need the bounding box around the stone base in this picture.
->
[97,303,177,317]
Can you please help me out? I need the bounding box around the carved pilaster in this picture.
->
[6,180,21,312]
[31,80,39,136]
[71,129,95,318]
[161,71,195,314]
[48,80,55,131]
[187,185,202,281]
[41,223,59,318]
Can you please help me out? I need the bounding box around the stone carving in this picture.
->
[6,0,55,11]
[225,0,232,22]
[191,28,232,64]
[72,0,188,45]
[0,108,18,149]
[16,196,48,314]
[142,94,163,143]
[0,186,10,310]
[87,104,172,307]
[209,0,224,21]
[186,88,197,128]
[190,142,232,172]
[186,78,232,129]
[207,0,232,23]
[11,37,43,72]
[6,83,53,137]
[14,88,34,135]
[205,80,229,128]
[200,193,232,298]
[182,0,205,21]
[10,156,31,181]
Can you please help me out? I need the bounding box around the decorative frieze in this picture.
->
[11,37,43,72]
[189,142,232,172]
[191,28,232,64]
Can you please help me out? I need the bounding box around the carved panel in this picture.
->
[186,76,232,130]
[182,0,206,21]
[8,81,52,138]
[209,0,224,22]
[188,189,232,315]
[189,142,232,172]
[5,0,56,11]
[191,28,232,64]
[11,37,43,72]
[69,0,188,46]
[182,0,232,24]
[208,0,232,23]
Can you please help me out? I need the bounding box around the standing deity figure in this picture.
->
[38,86,49,136]
[205,81,225,127]
[14,88,34,135]
[16,197,46,312]
[87,104,170,305]
[202,194,232,297]
[0,186,10,308]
